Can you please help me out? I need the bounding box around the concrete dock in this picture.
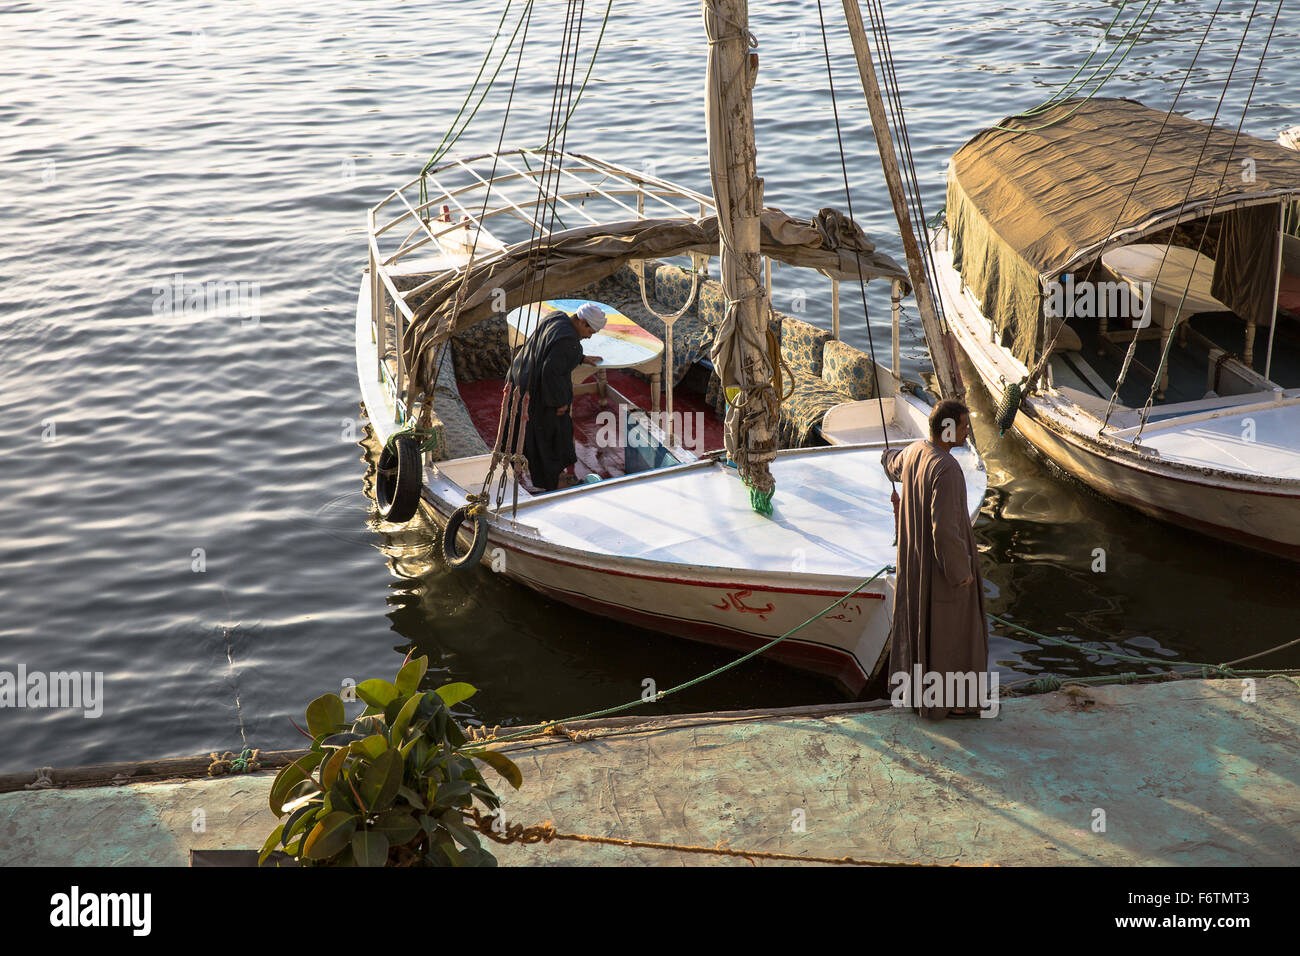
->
[2,679,1297,866]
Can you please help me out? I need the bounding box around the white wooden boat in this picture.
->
[932,97,1300,558]
[354,2,987,695]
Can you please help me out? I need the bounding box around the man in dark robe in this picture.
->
[505,302,604,491]
[880,399,988,718]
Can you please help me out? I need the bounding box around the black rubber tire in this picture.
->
[376,435,421,524]
[442,505,489,570]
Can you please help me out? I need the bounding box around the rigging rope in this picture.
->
[859,0,959,366]
[992,0,1160,133]
[1013,0,1135,118]
[1132,0,1282,444]
[535,0,614,150]
[815,0,897,530]
[1097,0,1228,431]
[418,0,530,210]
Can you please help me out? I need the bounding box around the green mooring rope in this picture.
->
[458,563,895,750]
[989,612,1300,695]
[385,420,441,456]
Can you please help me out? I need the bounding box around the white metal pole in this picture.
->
[1264,202,1284,382]
[831,279,840,340]
[666,321,675,446]
[370,246,384,384]
[891,278,902,379]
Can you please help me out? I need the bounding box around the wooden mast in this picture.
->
[840,0,961,399]
[705,0,777,510]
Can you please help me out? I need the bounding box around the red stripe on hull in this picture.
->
[523,578,871,697]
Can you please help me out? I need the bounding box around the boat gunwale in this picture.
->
[931,235,1300,494]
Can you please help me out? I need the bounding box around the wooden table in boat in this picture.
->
[506,299,666,412]
[1101,243,1233,397]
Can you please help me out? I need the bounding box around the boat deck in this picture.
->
[513,444,985,577]
[1119,399,1300,478]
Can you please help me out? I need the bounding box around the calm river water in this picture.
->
[1,0,1296,771]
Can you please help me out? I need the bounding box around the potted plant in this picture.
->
[261,655,521,866]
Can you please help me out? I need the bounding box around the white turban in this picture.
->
[576,302,607,331]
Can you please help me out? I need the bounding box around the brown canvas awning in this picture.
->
[948,96,1300,362]
[400,207,906,402]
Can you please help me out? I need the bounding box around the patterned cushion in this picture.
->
[820,339,878,401]
[654,264,700,313]
[450,313,511,383]
[779,316,834,380]
[695,277,727,330]
[778,372,855,448]
[570,263,660,309]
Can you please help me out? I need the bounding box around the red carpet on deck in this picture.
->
[457,369,725,488]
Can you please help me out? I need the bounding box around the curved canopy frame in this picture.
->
[365,150,907,405]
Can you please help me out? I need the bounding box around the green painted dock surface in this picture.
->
[3,680,1297,866]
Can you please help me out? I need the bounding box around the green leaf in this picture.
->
[390,692,425,744]
[269,752,324,816]
[431,779,472,809]
[321,731,364,749]
[434,682,477,709]
[352,830,390,867]
[359,749,403,813]
[395,656,428,696]
[320,746,349,790]
[303,811,358,861]
[283,803,319,845]
[305,693,346,738]
[396,784,426,810]
[437,836,465,867]
[460,844,499,867]
[441,809,481,850]
[355,678,399,709]
[350,733,391,761]
[373,809,422,846]
[259,823,284,866]
[280,785,322,816]
[465,749,522,789]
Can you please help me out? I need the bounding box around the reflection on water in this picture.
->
[1,0,1297,771]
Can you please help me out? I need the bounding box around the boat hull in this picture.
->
[422,489,894,696]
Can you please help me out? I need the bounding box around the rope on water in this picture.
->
[990,613,1300,695]
[461,808,972,866]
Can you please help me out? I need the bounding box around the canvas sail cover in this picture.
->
[947,97,1300,363]
[401,208,905,403]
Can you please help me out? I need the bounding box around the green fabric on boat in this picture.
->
[1211,203,1283,328]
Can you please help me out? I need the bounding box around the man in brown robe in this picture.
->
[880,400,988,718]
